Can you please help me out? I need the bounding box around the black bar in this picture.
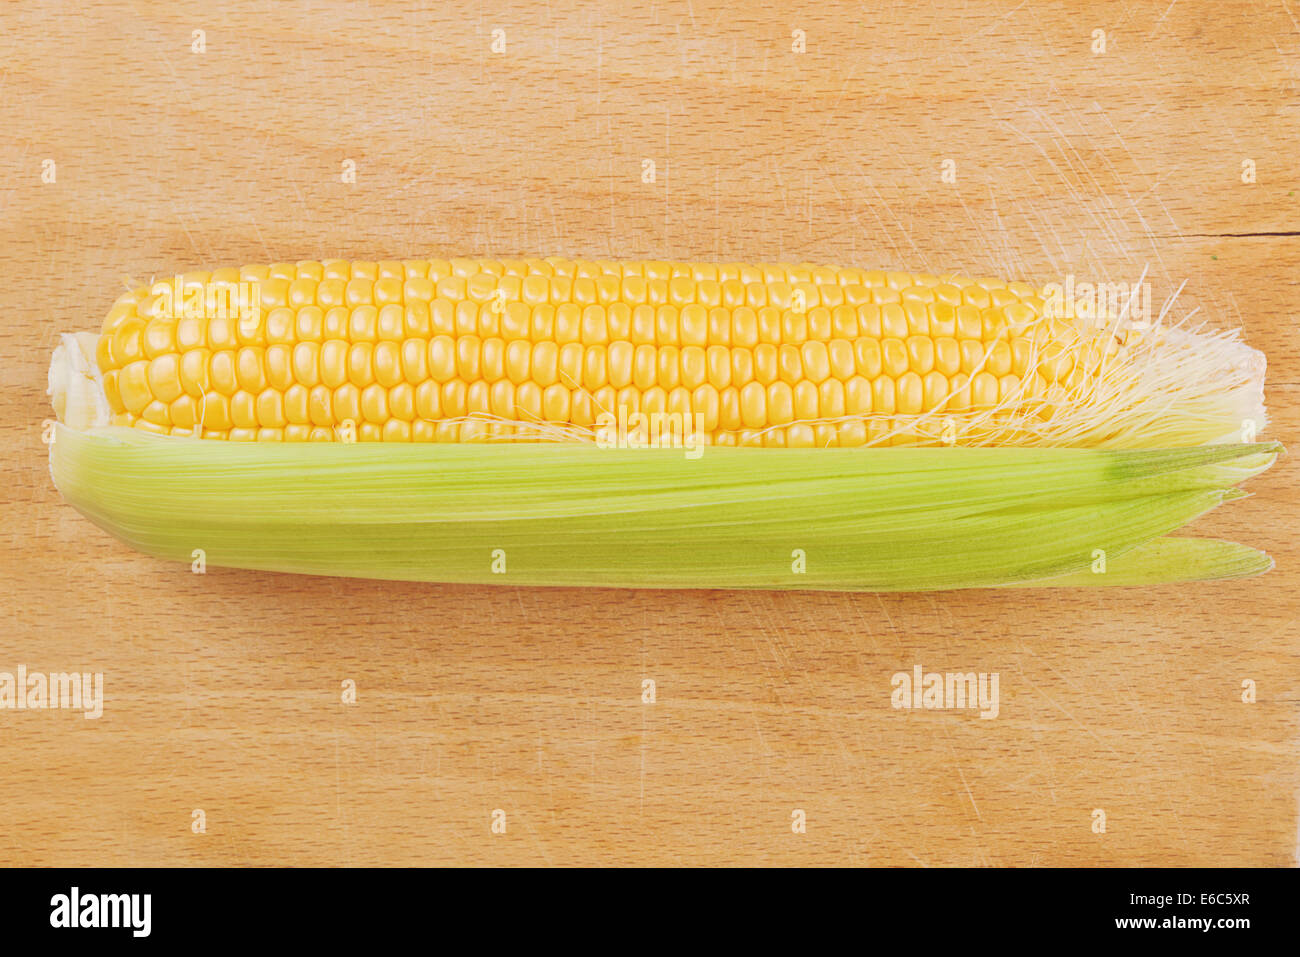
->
[0,867,1289,944]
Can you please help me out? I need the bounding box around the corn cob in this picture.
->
[47,258,1277,591]
[55,258,1266,449]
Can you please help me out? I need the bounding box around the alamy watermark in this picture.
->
[149,274,262,327]
[594,408,707,459]
[1042,275,1152,328]
[891,664,999,719]
[50,887,150,937]
[0,665,103,719]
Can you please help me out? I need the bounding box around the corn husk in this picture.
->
[49,425,1279,591]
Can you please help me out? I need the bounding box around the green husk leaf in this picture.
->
[1020,536,1273,587]
[50,426,1278,592]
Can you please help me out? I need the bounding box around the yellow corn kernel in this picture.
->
[88,258,1097,446]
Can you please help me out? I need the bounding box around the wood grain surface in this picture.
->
[2,0,1297,866]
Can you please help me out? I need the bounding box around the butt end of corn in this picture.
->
[49,332,112,432]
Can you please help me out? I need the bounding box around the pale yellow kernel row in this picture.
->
[124,258,1032,294]
[111,360,1039,441]
[100,299,1044,371]
[120,272,1032,321]
[106,329,1061,416]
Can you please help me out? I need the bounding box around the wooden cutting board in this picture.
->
[1,0,1296,866]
